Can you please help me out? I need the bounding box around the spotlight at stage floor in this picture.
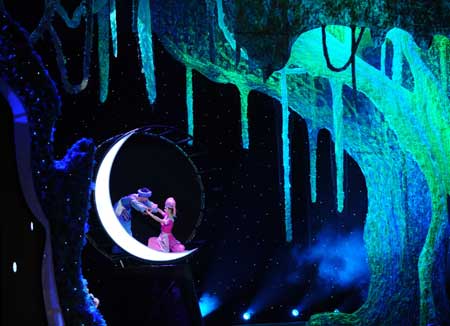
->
[242,311,252,321]
[199,292,220,317]
[291,308,300,317]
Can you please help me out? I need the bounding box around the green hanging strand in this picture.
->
[330,79,345,213]
[109,0,118,57]
[137,0,156,104]
[97,2,110,103]
[186,67,194,143]
[239,87,250,149]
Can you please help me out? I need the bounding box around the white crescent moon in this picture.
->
[94,129,197,262]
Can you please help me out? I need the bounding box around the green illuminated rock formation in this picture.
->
[150,1,450,325]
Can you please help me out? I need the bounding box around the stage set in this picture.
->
[1,1,450,325]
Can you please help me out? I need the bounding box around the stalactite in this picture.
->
[280,69,292,242]
[137,0,156,105]
[307,75,318,203]
[186,67,194,144]
[109,0,118,58]
[307,125,318,203]
[330,79,344,213]
[131,0,137,34]
[97,3,110,103]
[239,86,250,149]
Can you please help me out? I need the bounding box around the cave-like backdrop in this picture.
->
[1,1,449,326]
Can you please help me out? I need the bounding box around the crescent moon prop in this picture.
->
[94,129,197,262]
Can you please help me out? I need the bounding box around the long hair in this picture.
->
[168,207,176,218]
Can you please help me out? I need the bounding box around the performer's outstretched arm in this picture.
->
[146,210,166,224]
[130,198,149,213]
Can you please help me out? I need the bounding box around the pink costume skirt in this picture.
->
[148,232,185,252]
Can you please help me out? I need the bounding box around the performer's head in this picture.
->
[164,197,176,215]
[137,187,152,201]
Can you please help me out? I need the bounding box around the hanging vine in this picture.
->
[321,25,366,104]
[47,0,94,94]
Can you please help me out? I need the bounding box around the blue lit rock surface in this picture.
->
[0,12,105,326]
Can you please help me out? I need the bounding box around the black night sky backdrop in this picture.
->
[1,1,374,325]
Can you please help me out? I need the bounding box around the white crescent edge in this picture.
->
[94,129,197,262]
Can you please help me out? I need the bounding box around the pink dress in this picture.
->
[147,216,185,252]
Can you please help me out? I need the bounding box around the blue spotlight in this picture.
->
[242,312,251,321]
[198,293,220,317]
[291,308,299,317]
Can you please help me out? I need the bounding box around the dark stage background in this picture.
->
[0,2,379,325]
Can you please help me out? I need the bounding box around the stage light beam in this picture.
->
[199,293,220,317]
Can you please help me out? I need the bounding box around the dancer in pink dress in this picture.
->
[147,197,185,252]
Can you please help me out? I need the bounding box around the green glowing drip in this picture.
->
[307,125,318,203]
[110,0,118,58]
[98,4,110,103]
[330,79,344,212]
[186,67,194,144]
[216,0,248,60]
[159,21,450,323]
[308,75,318,204]
[131,0,137,34]
[137,0,156,104]
[280,69,292,242]
[239,87,250,149]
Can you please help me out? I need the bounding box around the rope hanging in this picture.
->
[321,25,366,104]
